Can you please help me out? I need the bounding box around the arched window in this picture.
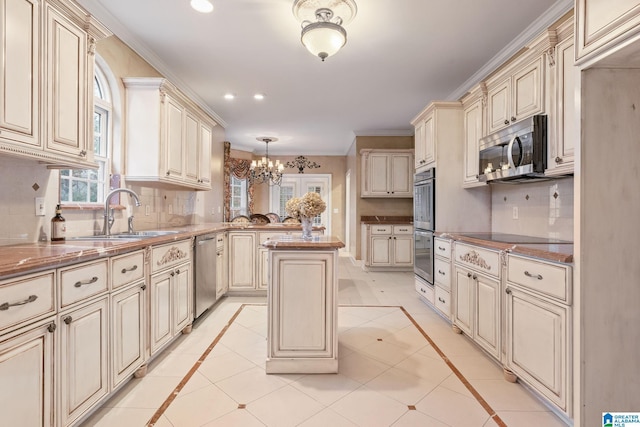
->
[59,62,112,204]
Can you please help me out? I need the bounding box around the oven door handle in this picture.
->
[507,135,522,170]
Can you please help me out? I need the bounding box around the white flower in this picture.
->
[285,192,326,219]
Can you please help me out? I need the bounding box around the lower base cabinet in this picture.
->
[111,282,146,389]
[59,296,109,427]
[0,318,55,427]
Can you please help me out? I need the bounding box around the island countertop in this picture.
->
[261,236,345,250]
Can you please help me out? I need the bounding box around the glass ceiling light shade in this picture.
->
[190,0,213,13]
[293,0,357,61]
[250,137,284,186]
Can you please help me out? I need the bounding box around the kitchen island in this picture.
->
[261,236,345,374]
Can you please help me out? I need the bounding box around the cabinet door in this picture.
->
[368,152,391,195]
[165,96,184,179]
[462,98,483,186]
[0,320,54,427]
[184,111,199,184]
[111,283,145,389]
[512,56,544,122]
[0,0,40,148]
[547,37,578,176]
[199,121,213,185]
[215,246,226,299]
[487,77,511,134]
[44,3,87,158]
[392,235,414,266]
[258,248,270,291]
[370,236,392,266]
[59,297,109,427]
[150,271,172,354]
[173,264,191,334]
[389,153,413,196]
[228,232,256,290]
[506,287,569,411]
[474,274,501,360]
[414,119,425,168]
[423,114,435,166]
[453,267,474,335]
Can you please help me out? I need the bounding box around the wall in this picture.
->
[0,35,225,245]
[490,177,574,240]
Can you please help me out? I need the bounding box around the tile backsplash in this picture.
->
[491,177,574,241]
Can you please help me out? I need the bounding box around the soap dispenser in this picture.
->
[51,204,66,241]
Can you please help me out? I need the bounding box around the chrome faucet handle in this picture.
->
[128,215,135,234]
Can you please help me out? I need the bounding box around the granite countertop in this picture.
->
[436,231,574,264]
[0,223,325,279]
[360,215,413,225]
[261,235,345,250]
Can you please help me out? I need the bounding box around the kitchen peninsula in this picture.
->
[262,236,345,374]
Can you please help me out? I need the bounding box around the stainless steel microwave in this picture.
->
[478,115,547,183]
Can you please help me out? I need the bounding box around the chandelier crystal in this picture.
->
[250,137,284,186]
[293,0,357,61]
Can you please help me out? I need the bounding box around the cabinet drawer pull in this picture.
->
[524,270,543,280]
[438,246,445,251]
[398,228,408,232]
[438,297,446,303]
[63,316,73,324]
[74,276,99,287]
[47,322,57,333]
[121,265,138,274]
[0,294,38,311]
[438,270,446,275]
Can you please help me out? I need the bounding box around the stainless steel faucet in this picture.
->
[103,188,141,235]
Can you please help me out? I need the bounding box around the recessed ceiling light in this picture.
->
[254,93,265,100]
[190,0,213,13]
[224,93,235,100]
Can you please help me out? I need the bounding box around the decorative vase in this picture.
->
[301,217,313,240]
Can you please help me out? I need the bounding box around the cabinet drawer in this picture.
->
[415,278,434,304]
[216,234,224,249]
[0,271,56,332]
[111,250,145,290]
[435,286,450,318]
[370,225,392,235]
[392,225,413,235]
[454,243,500,278]
[507,255,571,304]
[59,260,108,308]
[434,238,451,260]
[151,240,191,273]
[434,258,451,290]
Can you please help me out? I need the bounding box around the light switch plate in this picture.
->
[35,197,46,216]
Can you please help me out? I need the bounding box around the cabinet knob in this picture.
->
[555,157,562,164]
[176,269,180,274]
[472,274,477,280]
[166,171,171,176]
[170,271,175,277]
[511,116,516,122]
[505,288,512,294]
[475,174,479,178]
[63,316,73,325]
[141,284,147,291]
[47,322,57,333]
[504,120,509,125]
[467,272,472,278]
[79,150,87,157]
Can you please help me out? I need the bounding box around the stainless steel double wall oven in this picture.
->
[413,169,435,287]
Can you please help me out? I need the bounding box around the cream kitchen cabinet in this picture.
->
[461,86,486,187]
[486,55,545,134]
[149,240,192,355]
[58,296,109,427]
[575,0,640,66]
[215,233,227,299]
[452,243,502,361]
[505,253,572,416]
[361,224,413,270]
[123,77,215,190]
[360,149,413,198]
[412,114,434,169]
[433,237,452,319]
[0,0,109,169]
[547,17,578,176]
[228,232,257,291]
[0,318,55,427]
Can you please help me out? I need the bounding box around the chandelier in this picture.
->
[292,0,358,62]
[250,137,284,186]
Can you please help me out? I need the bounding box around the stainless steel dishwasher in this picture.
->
[194,233,218,318]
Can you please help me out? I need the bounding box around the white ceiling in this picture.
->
[77,0,572,155]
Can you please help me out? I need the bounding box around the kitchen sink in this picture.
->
[115,230,182,237]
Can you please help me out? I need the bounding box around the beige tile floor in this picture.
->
[83,256,569,427]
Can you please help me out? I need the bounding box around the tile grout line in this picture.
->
[399,306,508,427]
[146,303,251,426]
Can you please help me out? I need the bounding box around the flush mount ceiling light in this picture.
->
[191,0,213,13]
[292,0,357,61]
[250,137,284,186]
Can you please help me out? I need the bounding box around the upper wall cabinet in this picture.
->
[410,101,462,173]
[123,78,216,191]
[360,149,414,198]
[413,115,434,169]
[461,85,486,187]
[575,0,640,66]
[0,0,110,169]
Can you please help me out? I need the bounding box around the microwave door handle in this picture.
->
[506,135,522,169]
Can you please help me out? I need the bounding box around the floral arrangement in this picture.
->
[285,192,326,219]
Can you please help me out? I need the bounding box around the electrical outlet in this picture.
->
[168,204,173,214]
[512,206,519,219]
[35,197,46,216]
[145,205,150,216]
[211,207,216,216]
